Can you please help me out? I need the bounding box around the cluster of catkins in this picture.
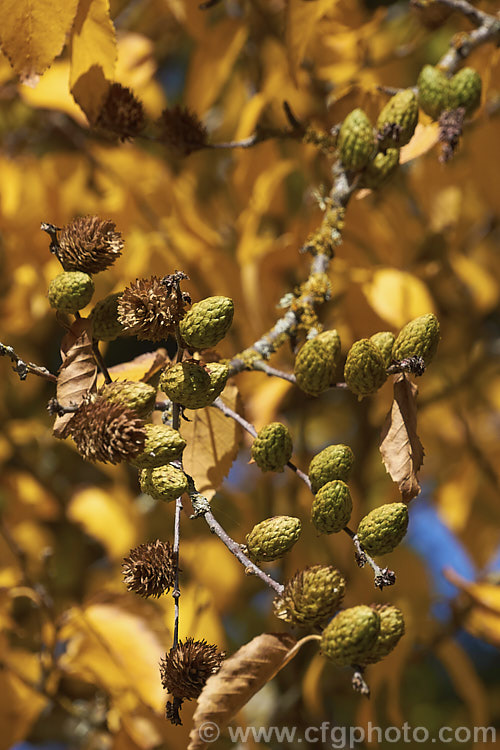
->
[246,315,440,667]
[44,216,233,711]
[43,213,441,699]
[334,64,481,184]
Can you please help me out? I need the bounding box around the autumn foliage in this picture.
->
[1,0,500,748]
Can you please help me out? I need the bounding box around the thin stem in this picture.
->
[202,509,284,595]
[172,498,182,648]
[435,0,500,73]
[0,342,57,383]
[227,173,356,377]
[252,360,297,383]
[171,331,185,649]
[351,667,370,697]
[184,472,284,595]
[286,460,312,490]
[209,128,298,150]
[91,340,112,384]
[212,397,257,437]
[344,527,396,590]
[212,398,394,587]
[434,0,491,26]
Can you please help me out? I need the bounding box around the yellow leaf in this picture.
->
[19,61,87,123]
[185,19,247,113]
[0,0,79,83]
[236,160,296,265]
[67,486,142,560]
[5,470,59,519]
[429,186,462,233]
[362,268,435,328]
[70,0,117,122]
[177,583,227,647]
[444,570,500,649]
[435,639,489,727]
[0,651,48,747]
[285,0,338,82]
[180,538,242,610]
[115,33,165,118]
[180,383,242,500]
[97,349,169,388]
[59,603,165,711]
[436,460,477,533]
[247,376,293,429]
[450,254,498,314]
[400,122,439,164]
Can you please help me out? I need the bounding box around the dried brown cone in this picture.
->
[158,106,208,156]
[118,274,190,341]
[55,216,123,273]
[160,638,224,701]
[122,540,176,598]
[439,106,465,163]
[95,83,145,139]
[68,397,146,464]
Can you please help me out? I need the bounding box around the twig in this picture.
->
[435,0,500,73]
[212,397,257,437]
[172,498,182,648]
[343,527,396,590]
[252,360,297,383]
[227,174,355,377]
[0,343,57,383]
[183,472,283,595]
[211,399,393,587]
[171,332,185,650]
[351,666,371,697]
[91,340,112,384]
[434,0,492,27]
[209,129,297,150]
[286,460,312,490]
[201,508,284,595]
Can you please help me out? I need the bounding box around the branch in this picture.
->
[252,360,297,383]
[212,396,257,437]
[211,399,394,587]
[91,340,112,384]
[207,102,305,151]
[182,472,283,594]
[209,129,297,150]
[203,508,284,595]
[351,666,371,697]
[0,343,57,383]
[435,0,500,73]
[227,173,355,377]
[286,460,312,489]
[434,0,492,27]
[170,335,185,650]
[343,527,396,590]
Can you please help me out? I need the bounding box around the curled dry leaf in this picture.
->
[379,373,424,501]
[180,382,242,500]
[53,318,97,438]
[188,632,318,750]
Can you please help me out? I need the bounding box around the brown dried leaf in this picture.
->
[180,383,242,500]
[379,374,424,501]
[188,633,316,750]
[53,318,97,438]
